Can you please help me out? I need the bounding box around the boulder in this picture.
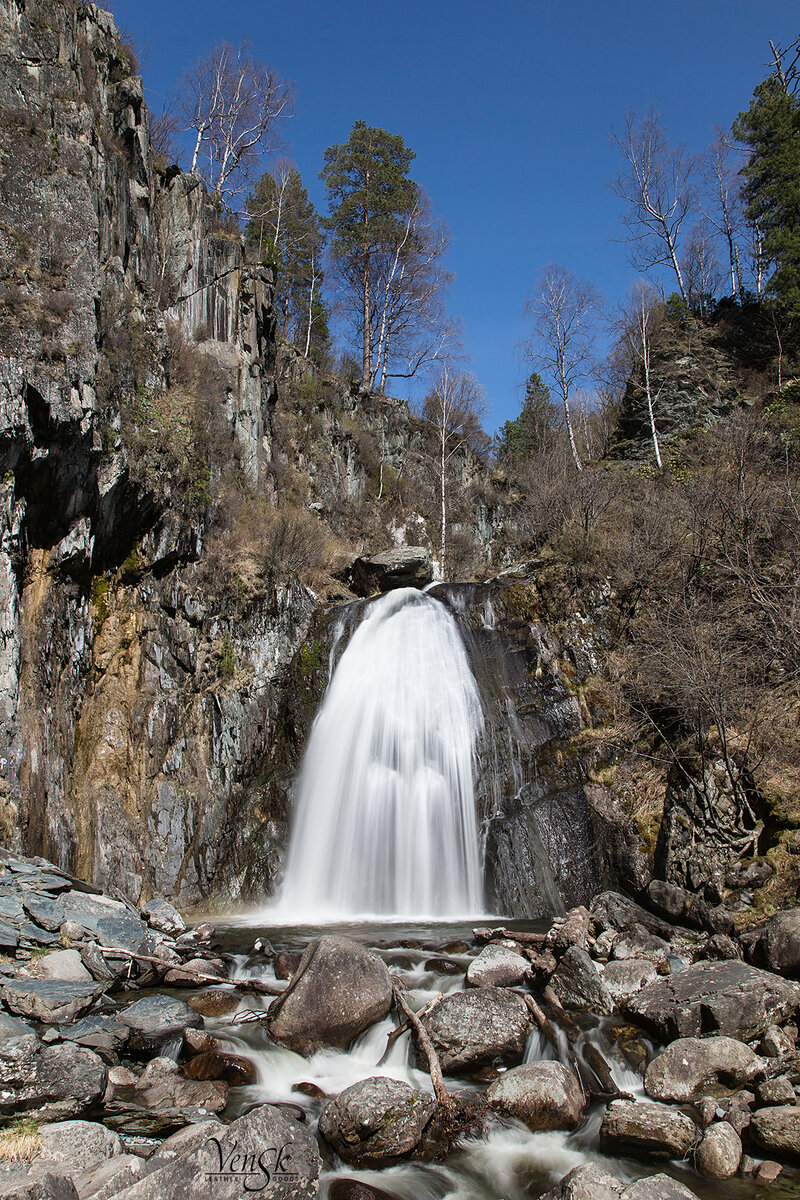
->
[133,1056,227,1113]
[318,1077,436,1166]
[162,958,226,986]
[750,1105,800,1161]
[759,909,800,978]
[1,979,100,1024]
[551,946,612,1014]
[267,936,392,1055]
[69,1155,149,1200]
[602,959,658,1005]
[420,986,531,1075]
[0,1036,106,1119]
[694,1121,742,1178]
[590,892,673,939]
[22,896,65,932]
[149,1120,224,1162]
[37,950,93,983]
[626,960,799,1041]
[61,1014,130,1054]
[95,915,150,958]
[117,994,203,1054]
[141,898,186,937]
[540,1164,701,1200]
[466,942,529,988]
[756,1076,797,1106]
[0,1176,78,1200]
[761,1024,796,1057]
[350,548,433,595]
[33,1121,123,1171]
[549,907,590,954]
[183,1052,257,1087]
[0,1013,33,1041]
[622,1179,701,1200]
[328,1182,402,1200]
[99,1102,319,1199]
[600,1100,698,1159]
[485,1061,586,1130]
[644,1036,763,1103]
[187,990,241,1018]
[612,928,670,964]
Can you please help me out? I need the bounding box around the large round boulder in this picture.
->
[318,1077,436,1166]
[420,986,531,1075]
[486,1061,586,1130]
[694,1121,742,1179]
[466,942,529,988]
[600,1100,698,1159]
[267,936,392,1055]
[644,1036,763,1103]
[750,1105,800,1161]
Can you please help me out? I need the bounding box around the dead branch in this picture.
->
[473,927,547,946]
[99,947,284,994]
[391,982,454,1115]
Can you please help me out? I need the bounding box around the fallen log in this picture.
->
[99,947,284,995]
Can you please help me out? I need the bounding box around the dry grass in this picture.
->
[0,1118,41,1161]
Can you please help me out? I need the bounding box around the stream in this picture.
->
[188,917,800,1200]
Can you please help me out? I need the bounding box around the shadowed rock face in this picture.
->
[350,548,433,595]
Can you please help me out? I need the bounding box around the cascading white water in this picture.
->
[276,587,484,919]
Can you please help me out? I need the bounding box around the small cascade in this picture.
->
[276,587,484,919]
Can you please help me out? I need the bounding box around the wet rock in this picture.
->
[186,989,241,1018]
[141,899,186,937]
[644,1036,763,1103]
[602,959,658,1005]
[132,1056,227,1113]
[118,995,203,1054]
[33,1120,123,1171]
[590,892,673,939]
[183,1052,257,1086]
[756,1076,797,1106]
[421,986,531,1075]
[749,1105,800,1160]
[551,946,612,1014]
[37,950,93,983]
[626,960,799,1041]
[1,980,100,1024]
[101,1102,320,1198]
[183,1029,224,1056]
[466,942,529,988]
[539,1162,626,1200]
[318,1077,436,1166]
[267,936,392,1055]
[162,957,226,986]
[549,907,590,954]
[756,1161,783,1183]
[694,1121,742,1178]
[424,957,463,975]
[485,1061,586,1130]
[600,1100,698,1159]
[274,952,300,980]
[328,1182,402,1200]
[293,1082,327,1099]
[350,548,433,595]
[0,1036,106,1119]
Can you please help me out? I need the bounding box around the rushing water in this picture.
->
[276,588,484,920]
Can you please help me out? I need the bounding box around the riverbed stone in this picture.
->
[187,989,241,1018]
[760,909,800,978]
[132,1056,227,1113]
[0,1176,78,1200]
[485,1060,586,1130]
[749,1105,800,1160]
[756,1076,797,1106]
[117,995,202,1054]
[183,1051,257,1086]
[600,1100,698,1159]
[319,1077,436,1166]
[421,986,531,1075]
[61,1013,130,1054]
[267,935,393,1055]
[104,1102,319,1198]
[540,1163,626,1200]
[140,898,185,937]
[551,946,613,1014]
[466,942,529,988]
[38,950,93,983]
[162,957,226,986]
[644,1036,763,1103]
[1,979,100,1024]
[694,1121,742,1178]
[33,1121,124,1172]
[626,960,799,1040]
[602,959,658,1005]
[0,1036,106,1119]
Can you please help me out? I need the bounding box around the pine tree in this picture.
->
[494,374,561,463]
[321,121,418,388]
[734,75,800,312]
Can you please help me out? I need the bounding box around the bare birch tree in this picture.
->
[524,264,600,472]
[179,42,292,205]
[700,128,745,302]
[614,280,665,469]
[611,110,696,302]
[422,368,488,579]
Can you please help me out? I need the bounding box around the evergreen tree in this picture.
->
[245,166,326,357]
[734,75,800,312]
[494,374,561,463]
[321,121,418,388]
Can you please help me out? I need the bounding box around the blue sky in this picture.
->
[113,0,797,431]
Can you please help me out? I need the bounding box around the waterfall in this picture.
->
[277,587,484,919]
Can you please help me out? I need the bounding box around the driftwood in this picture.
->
[378,991,443,1066]
[99,947,284,995]
[391,982,454,1115]
[473,927,547,946]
